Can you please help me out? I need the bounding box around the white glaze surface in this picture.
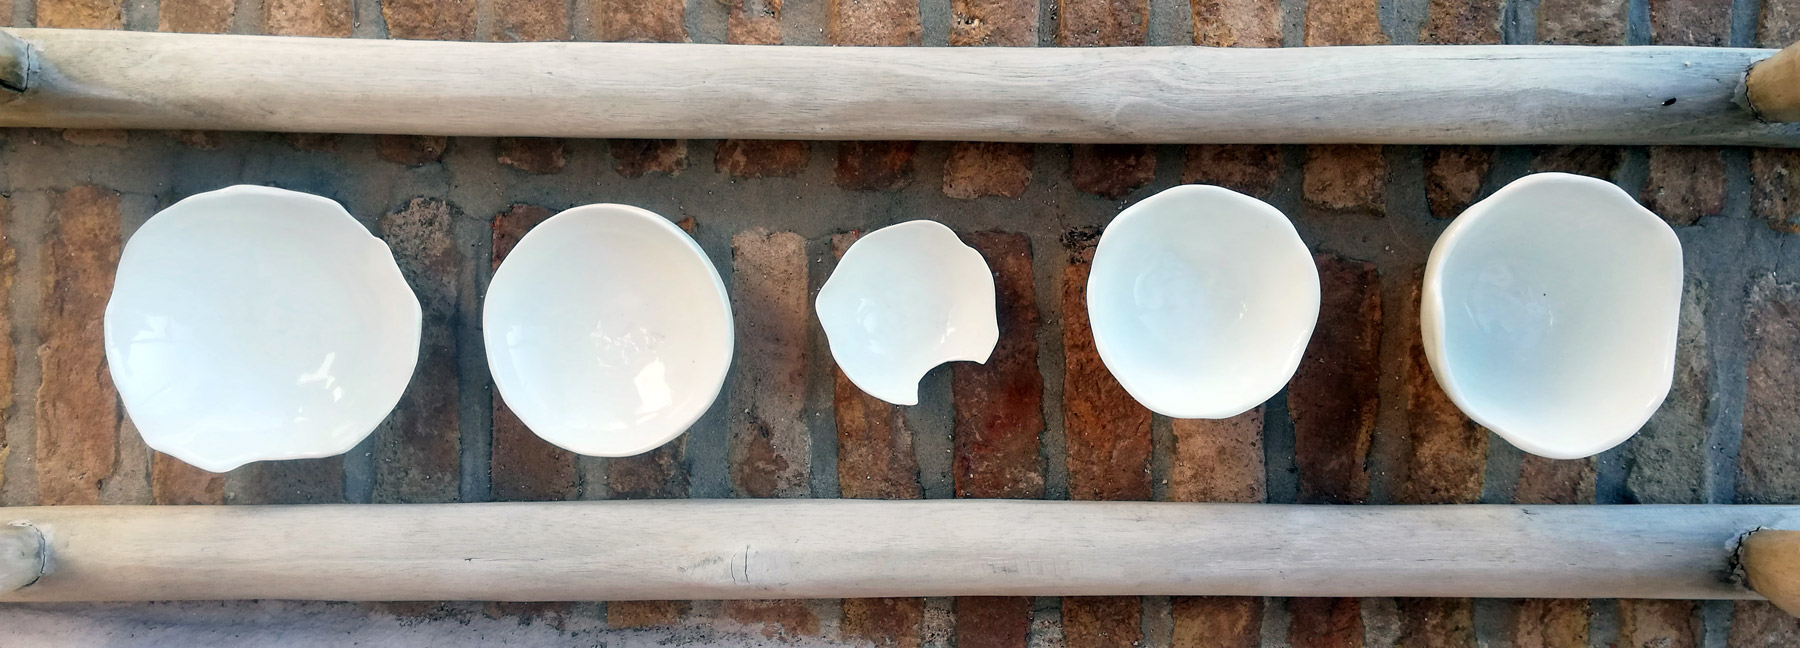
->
[484,204,732,457]
[1087,184,1320,419]
[104,185,422,473]
[817,221,997,406]
[1423,172,1683,460]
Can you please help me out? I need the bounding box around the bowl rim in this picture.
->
[482,202,734,458]
[1420,171,1683,460]
[1087,183,1321,420]
[105,184,424,473]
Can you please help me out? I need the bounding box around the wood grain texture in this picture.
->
[0,502,1790,602]
[0,30,1794,145]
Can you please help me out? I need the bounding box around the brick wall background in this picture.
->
[1,0,1798,643]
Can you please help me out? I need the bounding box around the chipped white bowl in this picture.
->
[817,221,997,406]
[484,204,732,457]
[1088,184,1320,419]
[1423,172,1683,460]
[104,185,421,473]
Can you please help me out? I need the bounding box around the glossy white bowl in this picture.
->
[1423,172,1682,460]
[484,204,732,457]
[104,185,421,473]
[1088,184,1320,419]
[817,221,997,406]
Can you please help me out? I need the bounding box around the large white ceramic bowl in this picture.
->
[1423,172,1683,460]
[105,185,421,473]
[817,221,997,406]
[1088,184,1320,419]
[484,204,732,457]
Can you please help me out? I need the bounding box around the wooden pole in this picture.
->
[0,28,1797,145]
[0,29,26,101]
[1748,42,1800,122]
[0,524,45,594]
[0,501,1793,603]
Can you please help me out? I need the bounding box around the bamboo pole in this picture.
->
[0,501,1793,603]
[1748,42,1800,122]
[0,28,1797,145]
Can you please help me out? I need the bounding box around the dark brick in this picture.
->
[609,600,688,628]
[61,130,128,148]
[36,0,121,28]
[1420,0,1500,43]
[378,136,449,166]
[1303,0,1387,45]
[1531,145,1621,179]
[0,197,13,491]
[716,140,810,179]
[1397,598,1474,648]
[1424,146,1493,219]
[1396,270,1485,505]
[835,231,924,500]
[263,0,351,36]
[836,142,919,191]
[383,0,474,39]
[724,600,821,639]
[1513,599,1588,648]
[1751,149,1800,233]
[590,0,685,41]
[490,205,578,501]
[1069,144,1155,200]
[951,0,1038,46]
[1515,455,1596,504]
[952,232,1045,499]
[235,458,343,504]
[1729,601,1800,647]
[1618,599,1695,648]
[283,133,341,153]
[159,0,233,32]
[944,143,1033,200]
[1183,145,1280,198]
[1290,254,1381,504]
[375,198,462,503]
[1290,597,1364,648]
[1642,147,1724,226]
[152,451,224,505]
[958,597,1031,648]
[1171,597,1261,648]
[37,186,120,506]
[1058,0,1148,46]
[830,0,922,45]
[612,139,688,178]
[844,598,925,647]
[1192,0,1279,46]
[1624,282,1707,504]
[1304,145,1386,215]
[170,131,225,150]
[1064,597,1142,648]
[1740,279,1800,504]
[497,138,568,175]
[1762,0,1800,46]
[607,442,687,498]
[1170,408,1265,503]
[1651,0,1730,45]
[728,229,812,498]
[1538,0,1628,44]
[1063,240,1152,502]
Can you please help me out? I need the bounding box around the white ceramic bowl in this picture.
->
[817,221,997,406]
[484,204,732,457]
[1088,184,1320,419]
[1423,172,1683,459]
[104,185,421,473]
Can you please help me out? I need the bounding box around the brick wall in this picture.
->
[0,0,1794,643]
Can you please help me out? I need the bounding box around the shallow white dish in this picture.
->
[1423,172,1682,460]
[104,185,421,473]
[1088,184,1320,419]
[484,204,732,457]
[817,221,997,406]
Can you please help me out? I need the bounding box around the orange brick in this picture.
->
[37,186,121,506]
[263,0,350,36]
[1304,0,1386,45]
[952,232,1044,499]
[590,0,685,41]
[159,0,233,33]
[383,0,474,39]
[1172,596,1261,648]
[152,452,223,505]
[36,0,122,28]
[844,598,925,647]
[830,0,921,45]
[1304,145,1386,215]
[1420,0,1500,43]
[728,229,812,497]
[1618,599,1695,648]
[493,0,570,41]
[1064,596,1142,648]
[1192,0,1278,46]
[951,0,1038,46]
[1289,254,1380,504]
[727,0,783,44]
[608,600,688,628]
[1063,238,1152,502]
[944,143,1033,200]
[1514,599,1588,648]
[1058,0,1148,46]
[725,600,821,639]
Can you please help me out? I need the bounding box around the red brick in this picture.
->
[1420,0,1500,43]
[830,0,922,45]
[944,143,1033,200]
[1397,598,1474,648]
[835,232,924,500]
[1740,280,1800,503]
[1729,601,1800,647]
[1531,145,1621,179]
[1290,598,1363,648]
[612,139,688,178]
[374,198,462,503]
[951,0,1038,46]
[1396,271,1485,505]
[1618,600,1694,648]
[1170,408,1265,503]
[263,0,351,36]
[1304,145,1386,215]
[237,458,343,503]
[727,0,783,44]
[958,597,1032,648]
[725,600,821,639]
[717,140,810,179]
[1289,254,1380,505]
[378,136,448,166]
[383,0,474,39]
[1058,0,1148,45]
[1063,238,1152,502]
[729,229,812,498]
[1642,147,1724,226]
[37,186,120,506]
[1070,144,1156,200]
[1538,0,1628,43]
[1424,146,1493,219]
[608,600,688,628]
[608,443,687,498]
[1171,597,1261,648]
[952,232,1044,499]
[837,142,919,191]
[1651,0,1730,45]
[590,0,685,41]
[1751,149,1800,233]
[845,598,925,648]
[152,452,223,505]
[492,0,570,41]
[490,205,578,501]
[1762,0,1800,46]
[1183,145,1280,198]
[1192,0,1278,46]
[1513,599,1588,648]
[497,138,568,175]
[1303,0,1387,45]
[1515,455,1595,504]
[1064,597,1142,648]
[36,0,121,28]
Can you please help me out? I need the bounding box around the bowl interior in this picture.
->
[1432,175,1681,458]
[484,205,732,456]
[1089,186,1319,419]
[104,186,420,472]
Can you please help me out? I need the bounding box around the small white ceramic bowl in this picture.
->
[484,204,732,457]
[1088,184,1320,419]
[105,185,422,473]
[1423,172,1682,460]
[817,221,998,406]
